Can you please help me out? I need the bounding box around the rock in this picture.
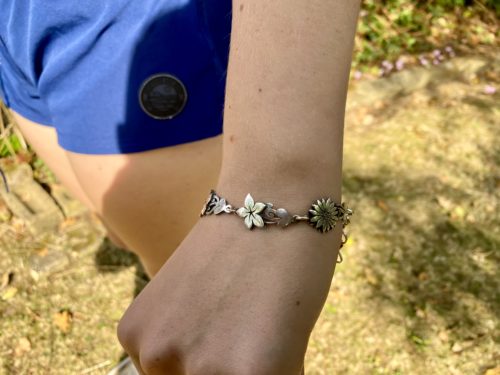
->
[443,57,489,82]
[451,341,463,353]
[50,184,88,218]
[0,163,64,235]
[29,248,70,275]
[390,67,434,95]
[451,340,475,353]
[346,56,494,113]
[347,66,434,110]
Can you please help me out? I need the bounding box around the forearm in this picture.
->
[119,6,361,368]
[119,6,361,369]
[217,0,361,211]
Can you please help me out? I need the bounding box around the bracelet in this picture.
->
[199,190,353,263]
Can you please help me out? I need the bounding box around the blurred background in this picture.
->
[0,1,498,374]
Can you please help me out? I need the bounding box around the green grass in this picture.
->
[354,0,498,69]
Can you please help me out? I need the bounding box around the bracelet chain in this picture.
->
[200,190,353,263]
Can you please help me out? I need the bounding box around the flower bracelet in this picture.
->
[199,190,353,263]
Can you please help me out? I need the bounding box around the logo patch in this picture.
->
[139,74,188,120]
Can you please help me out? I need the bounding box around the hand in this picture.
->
[117,209,342,375]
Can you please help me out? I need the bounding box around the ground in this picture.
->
[0,48,498,374]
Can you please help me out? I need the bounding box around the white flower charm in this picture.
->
[236,193,267,229]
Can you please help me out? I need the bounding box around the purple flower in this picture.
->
[432,49,442,57]
[484,85,496,95]
[432,59,440,65]
[419,56,429,66]
[381,60,394,73]
[445,46,456,58]
[353,70,363,80]
[395,58,405,70]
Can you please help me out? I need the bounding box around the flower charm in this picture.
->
[308,197,340,233]
[236,193,267,229]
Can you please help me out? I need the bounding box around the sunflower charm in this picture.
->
[308,197,342,233]
[236,193,267,229]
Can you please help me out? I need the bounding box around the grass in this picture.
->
[1,50,498,374]
[354,0,499,71]
[0,4,499,374]
[304,50,499,374]
[0,103,28,158]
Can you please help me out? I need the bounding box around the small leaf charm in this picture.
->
[236,193,266,229]
[200,190,232,216]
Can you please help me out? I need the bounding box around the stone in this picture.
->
[443,57,489,82]
[0,163,64,235]
[29,248,70,275]
[50,183,88,218]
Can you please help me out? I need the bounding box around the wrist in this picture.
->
[200,185,351,260]
[195,194,345,266]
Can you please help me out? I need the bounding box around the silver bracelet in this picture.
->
[199,190,353,263]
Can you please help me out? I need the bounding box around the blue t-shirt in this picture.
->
[0,0,232,154]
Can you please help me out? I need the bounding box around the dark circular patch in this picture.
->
[139,74,188,120]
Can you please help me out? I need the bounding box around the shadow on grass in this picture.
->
[93,239,150,365]
[343,171,499,341]
[94,238,149,299]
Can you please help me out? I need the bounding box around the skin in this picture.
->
[11,0,360,373]
[12,112,223,276]
[118,1,361,374]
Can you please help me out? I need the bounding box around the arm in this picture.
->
[218,0,360,209]
[118,1,361,374]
